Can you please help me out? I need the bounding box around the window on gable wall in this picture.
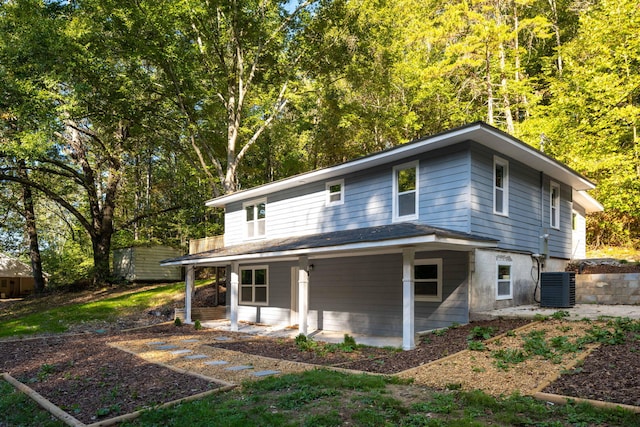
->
[414,259,442,302]
[550,182,560,229]
[326,179,344,206]
[393,161,418,221]
[240,266,268,305]
[496,263,512,300]
[493,156,509,216]
[245,200,266,239]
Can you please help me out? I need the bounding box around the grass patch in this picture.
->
[0,282,187,338]
[0,379,66,426]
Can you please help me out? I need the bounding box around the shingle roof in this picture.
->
[162,223,497,265]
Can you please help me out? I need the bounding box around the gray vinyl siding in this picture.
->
[306,254,403,336]
[235,252,469,337]
[470,145,543,253]
[543,178,573,258]
[418,146,471,232]
[414,251,469,332]
[236,261,294,326]
[224,144,472,246]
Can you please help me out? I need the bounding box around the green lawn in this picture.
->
[0,282,187,338]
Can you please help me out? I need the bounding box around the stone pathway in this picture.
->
[109,334,314,386]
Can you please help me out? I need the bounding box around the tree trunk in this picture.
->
[17,161,45,293]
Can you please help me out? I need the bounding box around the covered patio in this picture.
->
[162,223,497,350]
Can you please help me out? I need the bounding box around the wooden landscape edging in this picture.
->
[1,372,85,427]
[533,391,640,414]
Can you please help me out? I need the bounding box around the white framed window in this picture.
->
[240,266,269,305]
[414,258,442,302]
[244,199,266,239]
[496,263,512,300]
[550,182,560,229]
[393,161,419,221]
[493,156,509,216]
[325,179,344,206]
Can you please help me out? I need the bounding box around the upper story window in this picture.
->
[493,156,509,216]
[244,199,266,239]
[550,182,560,229]
[240,266,268,305]
[496,263,512,300]
[415,258,442,302]
[326,179,344,206]
[393,161,419,221]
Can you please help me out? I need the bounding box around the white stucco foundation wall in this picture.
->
[469,249,540,314]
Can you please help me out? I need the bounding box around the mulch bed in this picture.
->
[2,318,640,424]
[210,318,531,374]
[543,330,640,407]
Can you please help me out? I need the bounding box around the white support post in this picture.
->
[298,256,309,336]
[402,248,416,350]
[230,261,239,332]
[184,265,195,324]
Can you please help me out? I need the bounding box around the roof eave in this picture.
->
[160,234,497,266]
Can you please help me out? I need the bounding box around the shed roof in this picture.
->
[161,223,497,266]
[0,253,34,277]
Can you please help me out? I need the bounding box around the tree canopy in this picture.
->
[0,0,638,287]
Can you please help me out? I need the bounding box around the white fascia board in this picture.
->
[205,123,594,208]
[160,234,496,266]
[573,190,604,213]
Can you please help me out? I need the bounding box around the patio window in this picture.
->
[393,161,419,221]
[494,156,509,216]
[414,258,442,302]
[245,200,266,239]
[326,179,344,206]
[240,266,268,305]
[496,263,512,300]
[550,182,560,229]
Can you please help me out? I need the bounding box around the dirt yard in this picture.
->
[2,316,639,424]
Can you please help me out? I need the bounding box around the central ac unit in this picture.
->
[540,272,576,308]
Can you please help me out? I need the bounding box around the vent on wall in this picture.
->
[540,272,576,308]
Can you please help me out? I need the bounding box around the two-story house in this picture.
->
[162,122,602,350]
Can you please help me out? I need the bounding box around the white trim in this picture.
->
[402,248,415,350]
[230,262,239,332]
[298,257,309,335]
[414,258,443,302]
[239,265,269,306]
[325,179,344,206]
[393,161,419,222]
[206,123,595,208]
[493,156,509,216]
[550,181,560,230]
[496,262,513,300]
[243,198,267,240]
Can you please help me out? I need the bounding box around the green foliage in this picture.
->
[467,326,496,341]
[174,317,183,327]
[467,341,487,351]
[194,320,202,330]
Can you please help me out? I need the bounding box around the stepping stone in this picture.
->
[170,349,192,355]
[215,336,231,341]
[204,360,229,366]
[184,354,208,360]
[156,345,178,350]
[253,370,280,377]
[147,341,166,346]
[225,365,253,372]
[181,339,200,343]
